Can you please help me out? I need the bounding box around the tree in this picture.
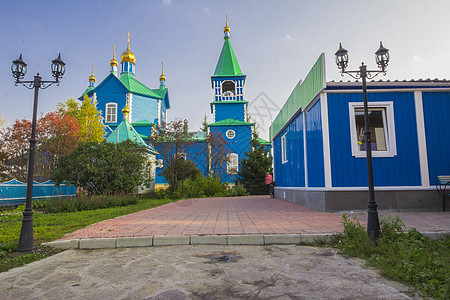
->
[149,120,201,191]
[0,114,6,127]
[0,111,80,182]
[238,134,272,195]
[51,140,148,195]
[208,131,230,180]
[58,95,105,143]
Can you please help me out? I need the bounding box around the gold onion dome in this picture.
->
[224,21,230,33]
[121,31,136,64]
[110,45,118,66]
[122,103,130,116]
[89,63,96,82]
[159,62,166,81]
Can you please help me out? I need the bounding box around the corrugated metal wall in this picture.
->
[273,113,305,187]
[305,100,325,187]
[422,92,450,182]
[327,92,421,187]
[132,94,159,124]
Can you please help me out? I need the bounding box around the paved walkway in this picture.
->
[63,196,345,240]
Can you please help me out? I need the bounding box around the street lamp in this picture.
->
[12,53,66,252]
[335,42,390,242]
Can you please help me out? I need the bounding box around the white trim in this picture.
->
[275,186,436,192]
[321,93,332,188]
[227,153,239,174]
[212,104,216,122]
[326,87,450,94]
[303,111,308,187]
[105,102,118,123]
[414,91,430,187]
[226,130,236,139]
[348,101,397,158]
[126,93,133,123]
[158,99,161,126]
[281,132,288,164]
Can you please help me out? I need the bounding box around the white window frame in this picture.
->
[105,103,117,123]
[281,132,288,164]
[349,101,397,158]
[227,153,239,174]
[226,130,236,139]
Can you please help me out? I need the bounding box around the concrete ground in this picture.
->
[0,245,421,299]
[1,196,448,299]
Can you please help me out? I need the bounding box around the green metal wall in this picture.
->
[270,53,326,140]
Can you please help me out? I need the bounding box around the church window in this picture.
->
[227,153,239,174]
[222,81,236,96]
[106,103,117,123]
[226,130,236,139]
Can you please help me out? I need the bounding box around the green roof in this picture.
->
[213,37,243,77]
[79,86,95,99]
[208,118,253,127]
[132,120,154,127]
[106,119,157,154]
[256,137,271,145]
[119,73,163,98]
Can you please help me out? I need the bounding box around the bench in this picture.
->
[436,175,450,212]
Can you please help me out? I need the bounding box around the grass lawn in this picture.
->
[0,197,172,273]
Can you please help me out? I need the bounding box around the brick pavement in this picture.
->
[62,196,450,241]
[63,196,345,240]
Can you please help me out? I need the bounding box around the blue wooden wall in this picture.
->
[214,103,245,122]
[91,75,128,125]
[422,91,450,182]
[132,94,159,125]
[327,92,421,187]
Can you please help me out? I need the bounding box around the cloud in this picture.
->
[163,0,172,5]
[203,7,211,13]
[285,34,293,40]
[410,54,422,66]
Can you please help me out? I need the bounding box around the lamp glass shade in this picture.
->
[51,53,66,79]
[335,43,348,71]
[11,54,27,79]
[375,42,389,70]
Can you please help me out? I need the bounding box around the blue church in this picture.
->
[80,23,270,190]
[270,54,450,211]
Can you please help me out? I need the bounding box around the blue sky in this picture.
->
[1,0,449,139]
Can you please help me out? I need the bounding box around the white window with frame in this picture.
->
[281,132,288,164]
[349,101,397,158]
[227,153,239,174]
[105,103,117,123]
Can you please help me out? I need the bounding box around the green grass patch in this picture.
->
[324,213,450,300]
[0,197,172,273]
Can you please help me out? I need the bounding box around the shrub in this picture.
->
[175,176,228,198]
[334,213,450,299]
[34,194,138,213]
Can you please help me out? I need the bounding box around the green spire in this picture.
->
[213,23,243,77]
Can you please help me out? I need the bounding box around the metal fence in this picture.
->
[0,179,76,206]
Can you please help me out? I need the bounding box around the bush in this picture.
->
[34,194,138,213]
[334,213,450,299]
[175,176,227,198]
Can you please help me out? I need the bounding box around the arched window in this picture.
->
[222,81,236,96]
[105,103,117,123]
[227,153,239,174]
[226,130,235,139]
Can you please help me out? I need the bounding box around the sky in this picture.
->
[1,0,450,140]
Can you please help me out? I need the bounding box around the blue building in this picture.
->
[79,32,170,140]
[270,54,449,211]
[80,24,270,189]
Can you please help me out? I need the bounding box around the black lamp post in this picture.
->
[12,53,66,252]
[335,42,390,242]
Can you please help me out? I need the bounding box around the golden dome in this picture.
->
[224,21,230,33]
[110,44,118,66]
[89,63,96,82]
[159,62,166,81]
[122,103,130,120]
[121,32,136,64]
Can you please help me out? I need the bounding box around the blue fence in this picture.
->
[0,179,76,206]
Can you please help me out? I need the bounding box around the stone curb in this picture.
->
[41,231,450,250]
